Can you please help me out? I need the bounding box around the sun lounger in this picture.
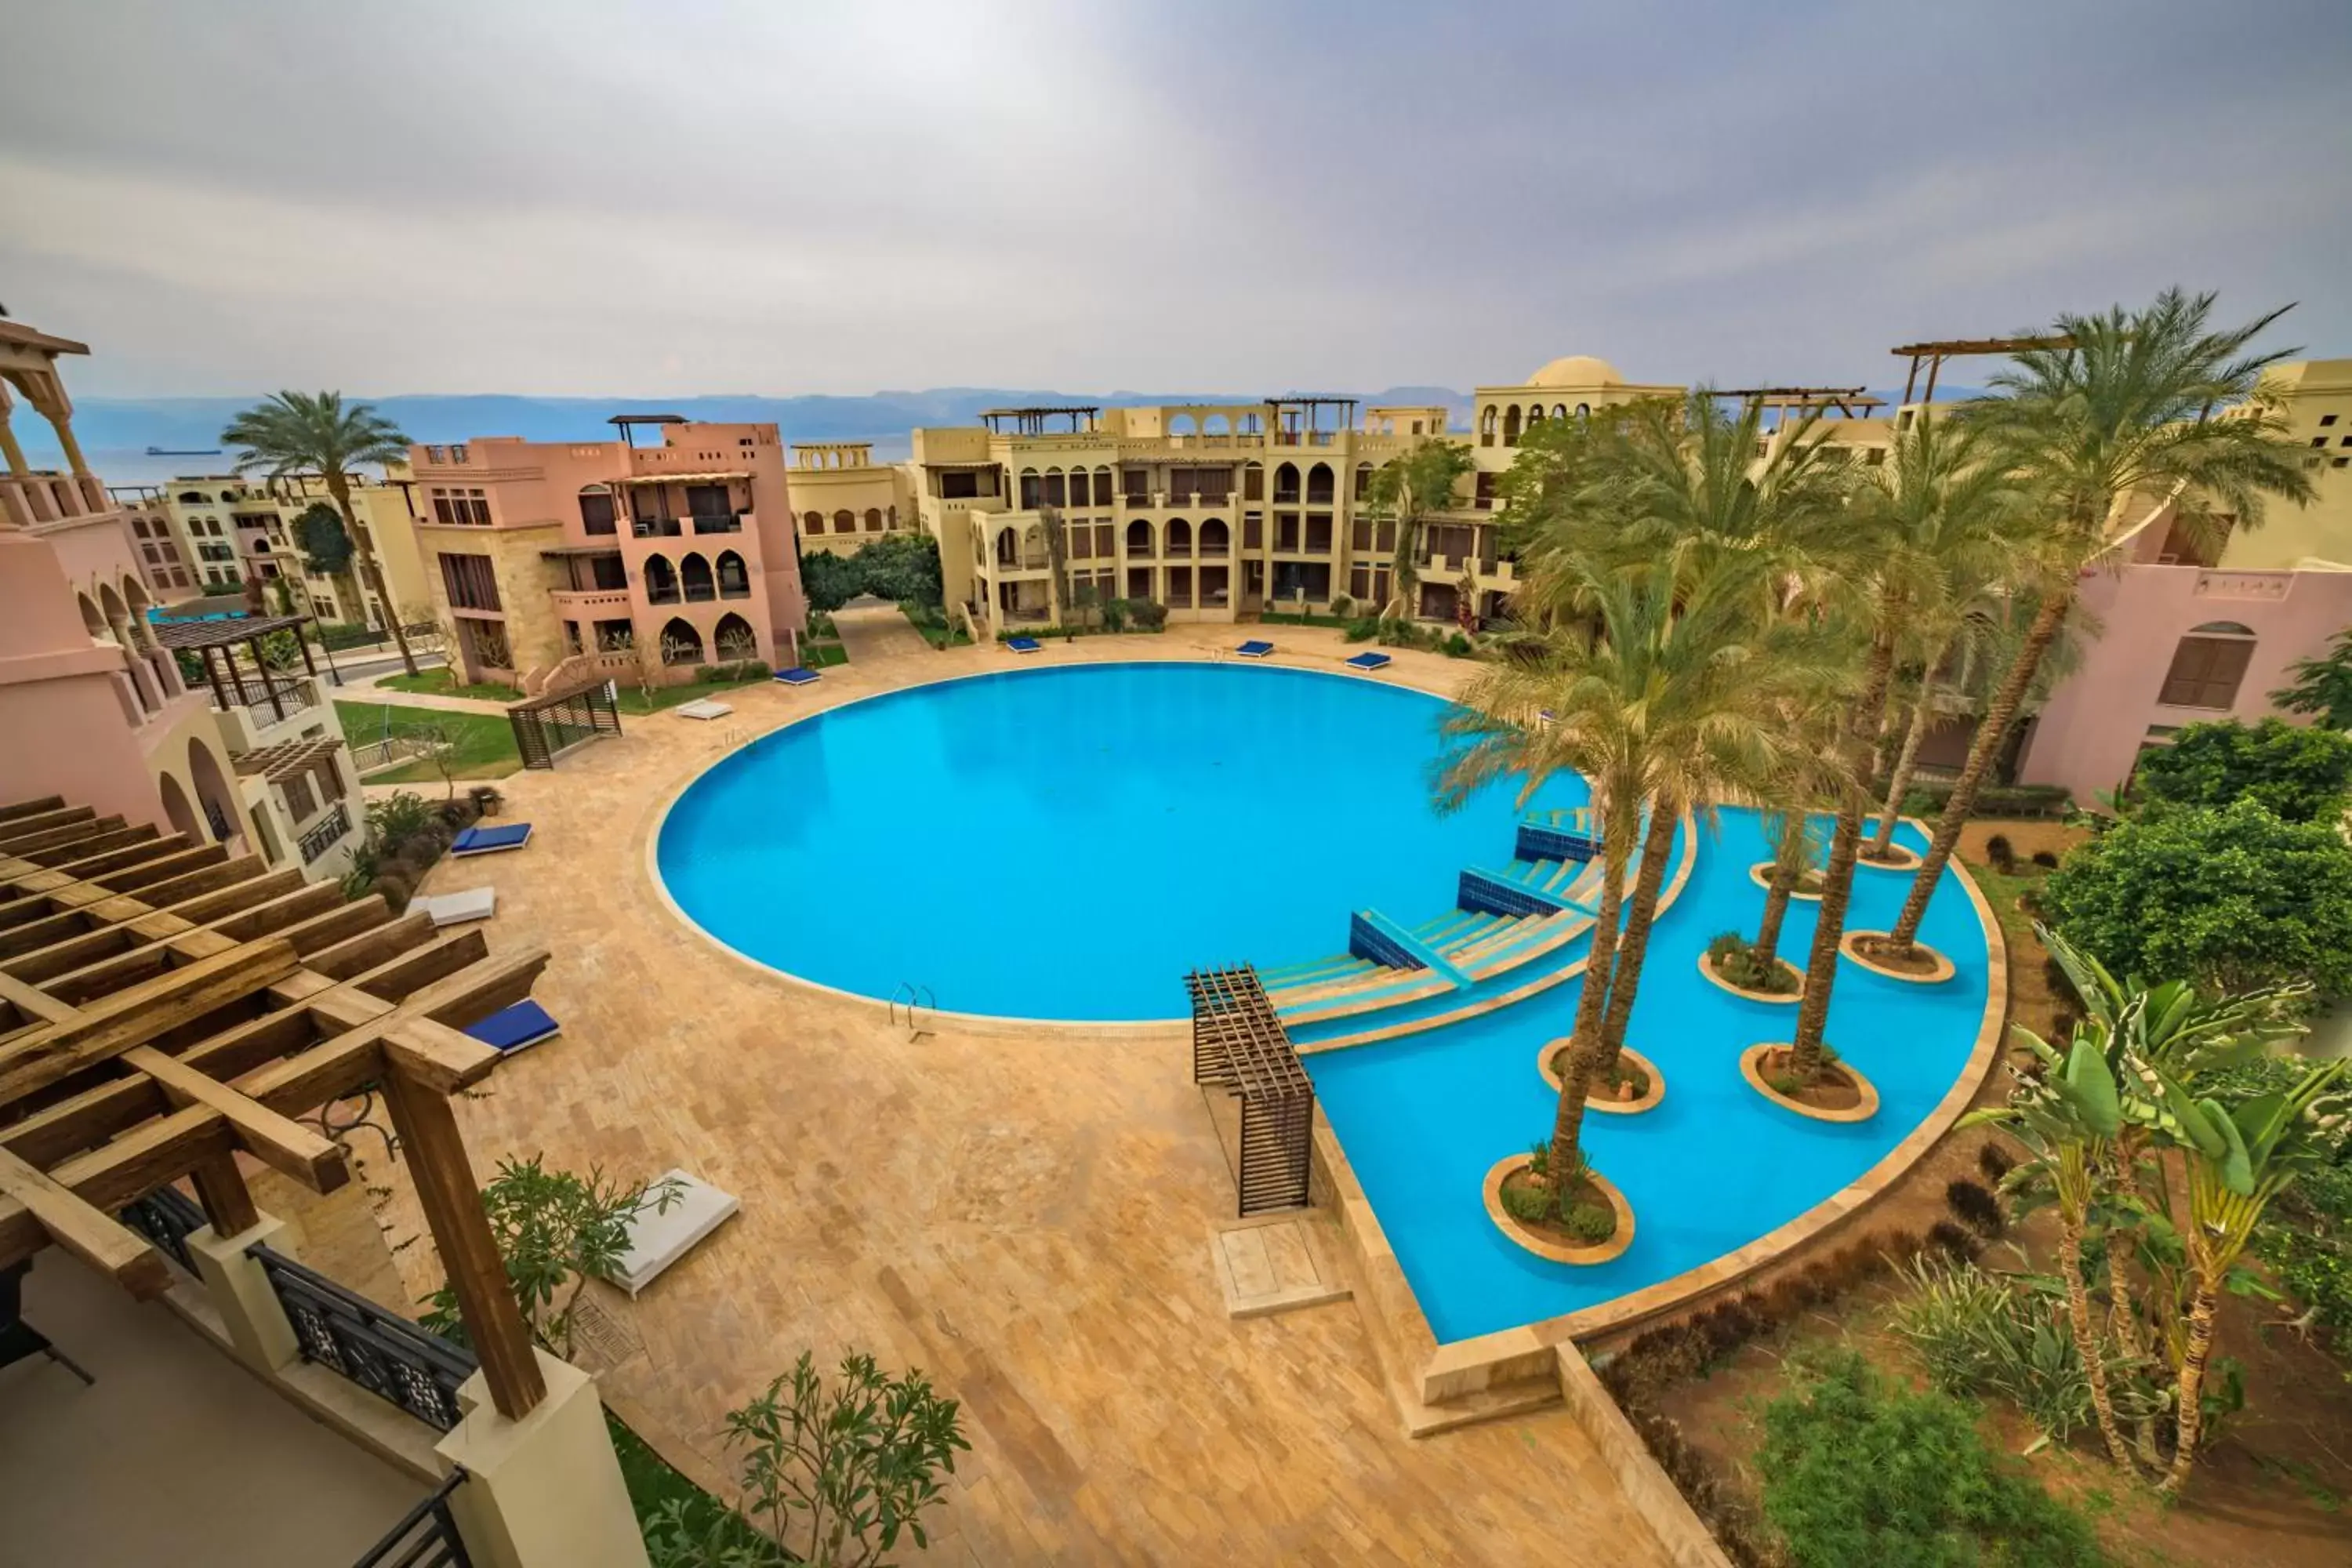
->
[1235,639,1275,659]
[1006,637,1042,654]
[412,887,496,927]
[674,699,734,720]
[463,998,560,1055]
[610,1168,742,1298]
[450,822,532,857]
[1344,651,1392,671]
[774,666,821,687]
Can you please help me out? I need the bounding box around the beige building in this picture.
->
[145,472,432,628]
[787,442,915,555]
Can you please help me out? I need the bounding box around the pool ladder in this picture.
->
[889,982,936,1041]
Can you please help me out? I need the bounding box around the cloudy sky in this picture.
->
[5,0,2348,398]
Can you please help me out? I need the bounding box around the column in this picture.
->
[187,1209,305,1377]
[0,381,29,476]
[435,1350,652,1568]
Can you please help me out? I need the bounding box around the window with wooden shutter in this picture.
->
[2157,634,2254,709]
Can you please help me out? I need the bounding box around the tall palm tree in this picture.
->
[1436,555,1825,1191]
[1881,289,2315,954]
[222,391,421,675]
[1368,441,1474,622]
[1788,414,2027,1077]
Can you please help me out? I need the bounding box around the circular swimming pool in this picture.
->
[654,661,1588,1021]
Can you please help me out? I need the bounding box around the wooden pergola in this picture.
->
[0,793,551,1419]
[1890,335,2076,406]
[153,613,324,727]
[1187,964,1315,1217]
[1710,386,1887,419]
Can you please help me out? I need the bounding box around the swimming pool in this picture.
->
[1305,807,1993,1344]
[655,662,1588,1020]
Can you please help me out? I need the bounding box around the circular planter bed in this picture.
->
[1856,841,1922,872]
[1748,862,1824,900]
[1535,1038,1664,1113]
[1483,1154,1635,1264]
[1839,928,1957,984]
[1740,1043,1880,1123]
[1697,948,1802,1005]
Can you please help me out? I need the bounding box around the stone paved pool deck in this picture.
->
[335,607,1686,1565]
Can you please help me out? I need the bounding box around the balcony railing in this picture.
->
[118,1184,207,1275]
[549,587,632,615]
[2191,569,2292,601]
[220,676,320,725]
[0,470,113,530]
[630,517,684,538]
[298,800,352,865]
[354,1472,474,1568]
[249,1242,477,1432]
[690,510,746,534]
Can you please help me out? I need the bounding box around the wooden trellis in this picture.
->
[0,793,551,1419]
[1186,965,1314,1217]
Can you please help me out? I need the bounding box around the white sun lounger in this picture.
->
[610,1168,741,1297]
[675,699,735,720]
[411,887,496,927]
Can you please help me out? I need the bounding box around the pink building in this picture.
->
[407,416,808,691]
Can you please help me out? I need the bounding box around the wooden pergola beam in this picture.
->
[0,1146,169,1298]
[0,938,299,1104]
[125,1044,349,1190]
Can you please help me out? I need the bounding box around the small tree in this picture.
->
[856,532,944,608]
[397,718,462,800]
[293,500,363,620]
[422,1155,682,1361]
[723,1352,967,1567]
[2042,797,2352,997]
[1367,440,1475,622]
[716,620,760,664]
[2272,626,2352,731]
[800,550,866,613]
[2133,717,2352,822]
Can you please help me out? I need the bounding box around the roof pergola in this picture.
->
[1891,335,2077,405]
[151,615,323,725]
[1710,386,1886,419]
[979,406,1100,435]
[0,794,552,1419]
[232,737,347,785]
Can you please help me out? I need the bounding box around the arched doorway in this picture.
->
[187,738,241,849]
[658,617,704,666]
[158,773,201,841]
[712,612,758,663]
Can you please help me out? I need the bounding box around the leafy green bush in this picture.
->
[1900,779,2074,819]
[1564,1203,1614,1243]
[316,620,383,651]
[1708,930,1795,993]
[1887,1255,2092,1445]
[1500,1181,1554,1225]
[799,549,865,612]
[2042,797,2352,996]
[1125,597,1168,631]
[855,531,943,607]
[2134,717,2352,823]
[1758,1351,2108,1568]
[1328,593,1353,617]
[1342,618,1380,643]
[1443,631,1473,658]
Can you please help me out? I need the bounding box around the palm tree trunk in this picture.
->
[2100,1137,2164,1466]
[328,472,418,677]
[1596,805,1681,1062]
[1887,590,2070,950]
[1868,688,1934,857]
[2060,1200,2137,1471]
[1753,816,1801,960]
[1790,629,1896,1075]
[2161,1275,2222,1496]
[1549,809,1632,1192]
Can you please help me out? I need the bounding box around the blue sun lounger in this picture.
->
[451,822,533,857]
[1344,651,1392,672]
[774,666,821,687]
[1235,639,1275,659]
[463,999,561,1056]
[1006,637,1042,654]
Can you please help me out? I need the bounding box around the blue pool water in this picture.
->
[655,662,1588,1019]
[1305,808,1991,1343]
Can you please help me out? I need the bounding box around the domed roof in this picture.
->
[1526,355,1624,388]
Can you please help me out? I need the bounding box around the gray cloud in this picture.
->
[3,0,2347,397]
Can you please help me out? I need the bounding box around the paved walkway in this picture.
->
[0,1257,426,1568]
[306,626,1675,1566]
[333,672,513,716]
[831,599,937,664]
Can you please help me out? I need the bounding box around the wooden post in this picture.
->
[251,636,285,722]
[202,645,230,713]
[296,628,319,680]
[190,1152,260,1236]
[381,1067,546,1419]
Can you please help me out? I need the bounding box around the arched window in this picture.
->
[1502,405,1523,446]
[804,510,824,534]
[1552,404,1568,421]
[712,611,757,662]
[680,553,715,602]
[1204,413,1230,435]
[1094,466,1112,503]
[644,554,680,604]
[1166,519,1192,557]
[716,550,750,598]
[1576,403,1591,419]
[1353,463,1374,501]
[1526,405,1546,429]
[78,593,109,642]
[1127,518,1155,556]
[1274,463,1301,503]
[1043,467,1066,507]
[996,526,1019,567]
[863,507,883,532]
[832,509,854,534]
[887,504,898,528]
[1199,517,1229,557]
[1170,413,1196,437]
[579,483,617,535]
[1243,462,1264,501]
[657,616,704,666]
[2158,622,2258,710]
[1306,463,1334,504]
[1019,468,1041,508]
[1067,469,1091,507]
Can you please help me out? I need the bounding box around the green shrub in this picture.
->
[1888,1254,2092,1445]
[1564,1203,1614,1243]
[2135,717,2352,823]
[1125,597,1168,631]
[1758,1351,2107,1568]
[1343,618,1380,643]
[316,621,383,652]
[1500,1181,1555,1225]
[366,790,436,848]
[1900,779,2074,819]
[1443,631,1472,658]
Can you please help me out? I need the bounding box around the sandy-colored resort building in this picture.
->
[408,416,810,691]
[786,441,915,556]
[123,471,434,627]
[0,316,367,880]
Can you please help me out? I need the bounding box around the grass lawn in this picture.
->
[376,666,526,702]
[606,1413,775,1559]
[800,639,848,670]
[612,667,773,714]
[336,700,522,782]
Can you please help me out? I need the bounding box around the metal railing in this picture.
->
[354,1472,474,1568]
[118,1184,208,1274]
[299,800,353,864]
[249,1243,479,1431]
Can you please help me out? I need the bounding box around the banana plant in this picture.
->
[2148,1055,2346,1495]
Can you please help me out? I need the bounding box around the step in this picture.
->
[1357,908,1474,990]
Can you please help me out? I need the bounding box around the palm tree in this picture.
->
[1436,554,1824,1192]
[1880,289,2316,955]
[1751,806,1824,968]
[222,391,421,675]
[1788,414,2027,1079]
[1368,441,1474,623]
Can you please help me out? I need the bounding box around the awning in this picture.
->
[614,471,749,485]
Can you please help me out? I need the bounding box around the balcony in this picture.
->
[630,516,684,539]
[297,800,354,865]
[1,470,113,530]
[2191,569,2292,601]
[689,510,747,535]
[550,587,633,615]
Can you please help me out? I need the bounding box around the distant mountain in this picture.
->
[27,385,1483,462]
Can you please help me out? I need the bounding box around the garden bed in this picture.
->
[1843,929,1958,982]
[1745,861,1824,899]
[1537,1040,1664,1112]
[1741,1044,1878,1122]
[1485,1156,1635,1265]
[1700,946,1803,1004]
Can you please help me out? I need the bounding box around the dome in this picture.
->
[1525,355,1624,388]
